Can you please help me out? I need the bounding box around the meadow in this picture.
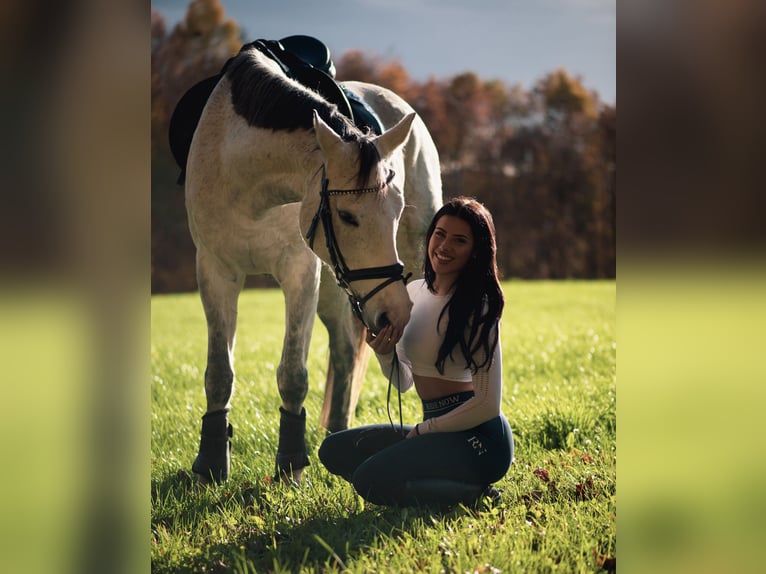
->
[151,280,616,572]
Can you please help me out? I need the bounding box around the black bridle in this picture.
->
[305,165,411,330]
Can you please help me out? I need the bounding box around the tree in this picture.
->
[150,7,616,289]
[152,0,241,146]
[492,70,614,278]
[151,0,242,293]
[536,67,599,124]
[335,50,379,84]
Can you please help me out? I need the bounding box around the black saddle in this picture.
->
[169,36,384,184]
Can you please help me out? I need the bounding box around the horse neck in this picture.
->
[246,129,322,205]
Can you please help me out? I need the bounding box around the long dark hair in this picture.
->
[424,197,504,373]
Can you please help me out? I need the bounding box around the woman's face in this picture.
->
[428,215,475,280]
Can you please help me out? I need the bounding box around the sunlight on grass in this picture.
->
[151,280,615,572]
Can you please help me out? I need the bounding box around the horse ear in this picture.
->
[376,113,416,158]
[313,110,343,155]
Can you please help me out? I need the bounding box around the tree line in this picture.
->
[151,0,615,293]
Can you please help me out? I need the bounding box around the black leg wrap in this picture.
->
[274,407,309,479]
[191,409,232,483]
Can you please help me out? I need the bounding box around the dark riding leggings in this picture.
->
[318,391,514,507]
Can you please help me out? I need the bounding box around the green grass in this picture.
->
[151,280,615,573]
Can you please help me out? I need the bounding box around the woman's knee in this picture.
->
[352,461,396,505]
[318,432,349,477]
[317,438,331,467]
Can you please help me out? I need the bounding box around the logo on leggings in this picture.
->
[467,435,487,456]
[424,395,461,410]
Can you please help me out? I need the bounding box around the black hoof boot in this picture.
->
[274,407,309,482]
[192,409,232,484]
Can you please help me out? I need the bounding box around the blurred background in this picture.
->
[2,0,766,573]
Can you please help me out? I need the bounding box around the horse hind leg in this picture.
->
[317,266,371,432]
[192,249,244,484]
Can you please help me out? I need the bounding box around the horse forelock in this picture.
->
[354,136,382,188]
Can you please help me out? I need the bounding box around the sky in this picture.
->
[152,0,615,104]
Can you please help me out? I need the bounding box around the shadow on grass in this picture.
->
[151,468,480,572]
[224,506,433,572]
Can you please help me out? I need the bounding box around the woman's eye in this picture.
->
[338,210,359,227]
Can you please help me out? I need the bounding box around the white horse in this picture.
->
[179,41,442,483]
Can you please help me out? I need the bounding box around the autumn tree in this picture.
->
[493,69,615,278]
[334,50,379,84]
[150,12,616,289]
[152,0,241,151]
[151,0,242,292]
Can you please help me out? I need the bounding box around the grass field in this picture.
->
[151,280,616,572]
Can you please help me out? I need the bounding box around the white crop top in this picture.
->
[400,279,472,382]
[375,279,504,434]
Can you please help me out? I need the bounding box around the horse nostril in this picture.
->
[378,312,390,330]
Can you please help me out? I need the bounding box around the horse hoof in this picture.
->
[194,472,215,486]
[273,465,304,486]
[285,467,304,485]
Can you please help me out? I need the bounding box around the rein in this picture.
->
[305,165,412,329]
[386,350,405,433]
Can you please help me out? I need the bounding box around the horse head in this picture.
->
[301,110,416,334]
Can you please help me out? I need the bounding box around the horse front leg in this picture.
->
[192,249,244,484]
[273,246,322,484]
[317,266,371,433]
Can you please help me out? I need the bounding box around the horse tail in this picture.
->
[319,321,371,431]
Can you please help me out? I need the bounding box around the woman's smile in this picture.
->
[428,215,474,288]
[433,251,454,263]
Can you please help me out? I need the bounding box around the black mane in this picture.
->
[226,45,379,186]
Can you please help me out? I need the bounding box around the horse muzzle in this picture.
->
[357,281,412,335]
[371,303,412,335]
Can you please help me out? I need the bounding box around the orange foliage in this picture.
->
[151,19,615,290]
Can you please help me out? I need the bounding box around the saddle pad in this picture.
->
[168,73,222,184]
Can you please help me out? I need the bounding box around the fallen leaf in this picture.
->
[533,468,550,482]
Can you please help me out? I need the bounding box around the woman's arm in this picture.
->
[367,324,414,392]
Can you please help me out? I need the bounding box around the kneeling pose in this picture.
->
[319,197,514,507]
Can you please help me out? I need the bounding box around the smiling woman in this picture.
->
[319,197,512,508]
[428,215,475,292]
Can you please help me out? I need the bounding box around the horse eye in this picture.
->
[337,210,359,227]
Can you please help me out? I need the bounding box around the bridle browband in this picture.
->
[305,165,411,329]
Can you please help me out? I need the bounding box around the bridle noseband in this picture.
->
[305,166,411,329]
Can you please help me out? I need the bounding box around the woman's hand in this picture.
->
[365,323,402,355]
[405,425,419,439]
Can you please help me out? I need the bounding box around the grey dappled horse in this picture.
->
[180,41,442,483]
